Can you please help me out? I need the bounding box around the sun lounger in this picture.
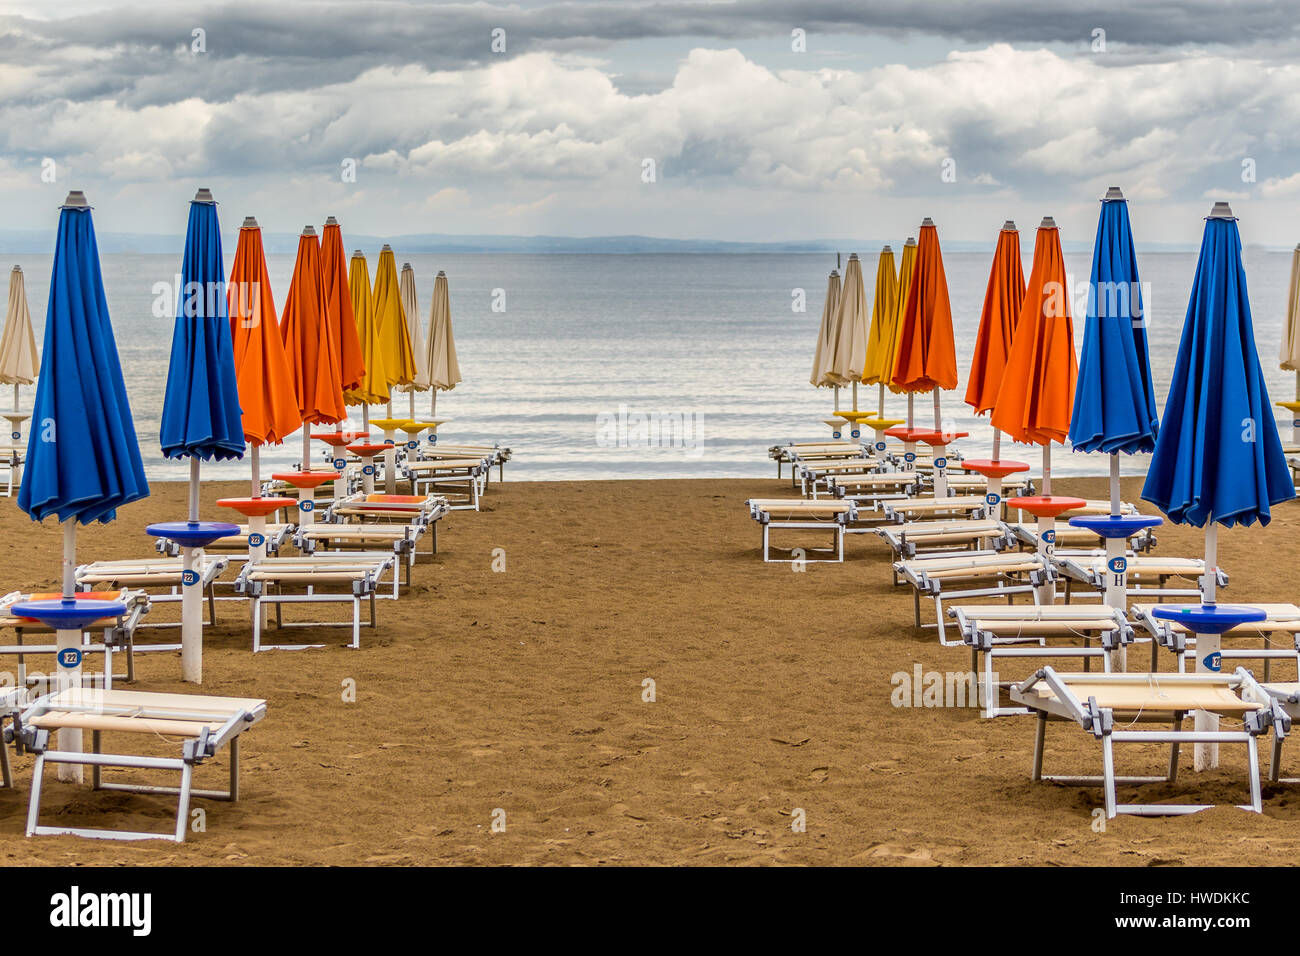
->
[878,517,1012,562]
[233,553,396,651]
[883,494,990,523]
[1053,552,1224,602]
[948,605,1133,717]
[403,458,489,510]
[770,441,865,480]
[156,522,294,560]
[894,551,1053,644]
[1009,667,1285,817]
[1132,602,1300,678]
[1007,518,1157,553]
[416,443,511,482]
[0,443,23,497]
[0,589,150,687]
[75,555,230,630]
[327,491,449,527]
[747,498,857,563]
[1250,682,1300,781]
[295,523,432,587]
[944,475,1031,498]
[828,471,921,526]
[797,457,881,497]
[14,687,267,841]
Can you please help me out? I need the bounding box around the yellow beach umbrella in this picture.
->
[372,245,417,410]
[345,250,388,420]
[884,236,918,395]
[426,270,462,416]
[862,245,899,417]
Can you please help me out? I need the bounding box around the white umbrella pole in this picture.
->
[1195,524,1221,770]
[409,390,415,419]
[1294,370,1299,444]
[251,442,260,497]
[1105,453,1127,670]
[181,456,202,683]
[992,428,1002,461]
[932,390,949,498]
[431,388,437,418]
[1036,444,1055,603]
[55,519,83,782]
[833,386,840,412]
[877,383,884,419]
[298,426,315,527]
[11,383,16,413]
[851,382,858,411]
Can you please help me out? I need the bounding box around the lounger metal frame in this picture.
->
[747,500,857,563]
[15,688,267,842]
[0,589,150,688]
[1010,667,1286,818]
[1053,552,1226,603]
[1132,603,1300,679]
[894,551,1053,645]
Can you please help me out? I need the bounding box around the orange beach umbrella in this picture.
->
[227,217,301,456]
[892,219,958,401]
[966,221,1026,416]
[320,217,366,394]
[990,217,1077,446]
[280,226,345,436]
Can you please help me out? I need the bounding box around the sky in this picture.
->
[1,0,1299,247]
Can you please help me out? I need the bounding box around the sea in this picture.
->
[2,249,1296,482]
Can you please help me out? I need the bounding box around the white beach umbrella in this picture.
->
[1280,244,1300,443]
[0,266,39,397]
[810,268,841,389]
[425,270,461,416]
[828,253,869,414]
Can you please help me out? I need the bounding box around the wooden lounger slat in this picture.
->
[31,711,217,737]
[1021,680,1262,716]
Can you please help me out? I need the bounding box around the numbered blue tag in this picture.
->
[57,647,82,669]
[1108,556,1127,574]
[9,431,18,441]
[181,569,199,586]
[383,439,395,447]
[985,492,1001,507]
[904,452,916,463]
[301,500,314,512]
[874,441,886,452]
[407,440,419,450]
[363,465,375,476]
[333,457,346,470]
[850,428,860,438]
[429,435,438,445]
[1203,651,1222,672]
[934,456,947,469]
[1043,529,1056,544]
[1293,419,1300,428]
[248,532,265,547]
[832,431,841,439]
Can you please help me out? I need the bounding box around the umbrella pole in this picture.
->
[833,386,840,413]
[409,390,415,419]
[1106,452,1128,670]
[852,382,858,412]
[1036,444,1055,603]
[431,388,436,418]
[877,383,884,419]
[1195,524,1221,770]
[55,519,84,783]
[181,456,202,684]
[931,390,949,498]
[251,443,260,498]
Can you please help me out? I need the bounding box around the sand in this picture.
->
[2,473,1300,866]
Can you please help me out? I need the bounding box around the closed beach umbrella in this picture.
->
[1,265,39,394]
[991,218,1077,447]
[810,269,841,389]
[346,250,388,420]
[17,191,149,773]
[884,237,917,396]
[1278,244,1300,445]
[965,222,1025,437]
[426,270,462,416]
[892,220,958,428]
[320,217,366,395]
[158,188,244,683]
[400,263,430,416]
[228,216,301,491]
[372,245,417,408]
[828,253,869,395]
[1143,201,1295,768]
[281,226,345,445]
[862,246,898,418]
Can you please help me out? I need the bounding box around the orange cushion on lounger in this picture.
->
[363,494,424,504]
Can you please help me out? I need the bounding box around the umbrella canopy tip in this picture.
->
[192,187,215,204]
[403,262,413,271]
[241,216,259,229]
[436,270,446,277]
[324,216,339,225]
[1039,216,1057,229]
[904,237,916,246]
[301,225,317,237]
[881,245,891,254]
[830,269,839,278]
[1104,185,1125,201]
[352,249,364,258]
[1001,220,1016,231]
[847,252,859,260]
[1208,201,1236,220]
[921,217,935,227]
[60,190,90,209]
[381,243,393,252]
[10,265,20,273]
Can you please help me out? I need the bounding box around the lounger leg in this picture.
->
[0,722,11,789]
[912,589,921,628]
[1246,736,1263,813]
[1101,734,1118,819]
[1167,717,1181,782]
[1031,713,1046,780]
[25,753,46,836]
[174,763,194,843]
[252,595,263,653]
[208,584,217,626]
[229,738,240,801]
[984,650,997,719]
[1270,732,1284,783]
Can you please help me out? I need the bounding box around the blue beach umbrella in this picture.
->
[1066,187,1163,636]
[1142,200,1295,770]
[152,188,242,683]
[14,190,149,780]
